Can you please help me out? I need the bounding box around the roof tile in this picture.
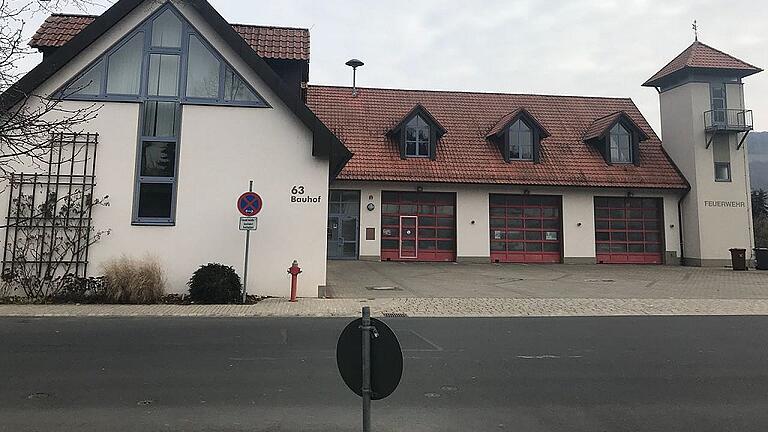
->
[307,86,688,189]
[29,13,310,61]
[644,41,761,86]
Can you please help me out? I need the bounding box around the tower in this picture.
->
[644,41,762,266]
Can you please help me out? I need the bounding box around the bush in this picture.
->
[51,275,105,304]
[188,263,242,304]
[102,256,166,304]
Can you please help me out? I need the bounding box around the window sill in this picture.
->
[131,220,176,227]
[715,179,732,183]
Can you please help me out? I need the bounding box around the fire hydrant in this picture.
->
[287,260,302,302]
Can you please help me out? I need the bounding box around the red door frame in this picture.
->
[398,216,418,259]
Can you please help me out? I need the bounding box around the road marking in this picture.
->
[515,354,583,359]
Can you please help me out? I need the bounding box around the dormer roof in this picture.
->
[583,111,649,142]
[486,107,550,139]
[388,104,446,139]
[643,41,762,87]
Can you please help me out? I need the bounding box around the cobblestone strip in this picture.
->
[3,298,768,318]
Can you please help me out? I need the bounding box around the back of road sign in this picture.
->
[336,317,403,400]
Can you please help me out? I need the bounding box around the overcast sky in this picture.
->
[17,0,768,135]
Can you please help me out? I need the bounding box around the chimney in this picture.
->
[345,59,364,97]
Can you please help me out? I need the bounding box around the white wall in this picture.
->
[660,80,754,264]
[0,0,330,297]
[334,181,683,263]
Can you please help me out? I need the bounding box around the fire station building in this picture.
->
[1,0,761,297]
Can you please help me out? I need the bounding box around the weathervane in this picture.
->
[692,19,698,41]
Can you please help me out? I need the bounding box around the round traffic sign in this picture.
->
[336,317,403,400]
[237,192,262,216]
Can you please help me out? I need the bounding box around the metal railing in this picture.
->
[704,109,753,132]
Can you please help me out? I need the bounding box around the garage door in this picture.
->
[490,194,562,263]
[381,191,456,262]
[594,197,663,264]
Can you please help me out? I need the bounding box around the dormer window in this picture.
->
[508,119,533,160]
[405,115,431,157]
[486,108,549,164]
[583,111,649,166]
[389,105,446,161]
[609,123,632,163]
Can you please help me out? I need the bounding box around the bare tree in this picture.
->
[0,0,102,179]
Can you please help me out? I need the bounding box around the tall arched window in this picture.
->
[508,119,533,160]
[405,115,430,157]
[609,123,632,163]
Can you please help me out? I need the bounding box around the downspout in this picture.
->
[743,132,755,262]
[677,189,689,265]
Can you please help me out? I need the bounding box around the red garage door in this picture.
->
[381,191,456,262]
[490,194,562,263]
[594,197,663,264]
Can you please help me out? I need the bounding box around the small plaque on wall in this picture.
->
[366,228,376,240]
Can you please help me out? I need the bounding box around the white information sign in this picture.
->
[239,216,258,231]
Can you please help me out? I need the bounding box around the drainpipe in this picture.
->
[677,189,689,265]
[743,133,755,262]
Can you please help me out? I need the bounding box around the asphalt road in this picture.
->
[2,316,768,431]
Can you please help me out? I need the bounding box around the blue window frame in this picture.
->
[56,3,271,225]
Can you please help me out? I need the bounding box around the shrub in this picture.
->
[188,263,242,304]
[51,275,105,304]
[102,256,166,304]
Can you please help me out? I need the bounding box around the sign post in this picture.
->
[237,182,262,304]
[337,308,403,432]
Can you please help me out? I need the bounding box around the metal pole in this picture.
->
[242,180,253,304]
[362,306,372,432]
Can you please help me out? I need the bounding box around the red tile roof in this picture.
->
[644,41,761,87]
[307,85,688,189]
[29,13,310,61]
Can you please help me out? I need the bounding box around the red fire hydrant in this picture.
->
[287,260,302,302]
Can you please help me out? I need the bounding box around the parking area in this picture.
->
[324,260,768,299]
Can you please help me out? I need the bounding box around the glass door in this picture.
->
[399,216,418,259]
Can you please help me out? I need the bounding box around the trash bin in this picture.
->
[729,248,747,271]
[755,248,768,270]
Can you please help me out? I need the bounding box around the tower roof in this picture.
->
[643,41,762,87]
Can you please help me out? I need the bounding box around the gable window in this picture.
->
[609,123,632,163]
[508,119,533,160]
[405,115,430,157]
[57,4,271,225]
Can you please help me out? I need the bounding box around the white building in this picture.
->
[0,0,762,297]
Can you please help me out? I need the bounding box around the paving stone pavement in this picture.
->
[4,297,768,318]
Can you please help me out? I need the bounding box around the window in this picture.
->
[66,61,103,96]
[136,101,180,222]
[711,82,727,124]
[405,115,430,157]
[609,123,632,163]
[151,9,182,48]
[57,4,269,224]
[713,137,731,182]
[106,33,144,95]
[508,119,533,160]
[186,35,220,99]
[148,54,180,97]
[59,4,267,107]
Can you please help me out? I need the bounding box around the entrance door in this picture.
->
[594,197,663,264]
[399,216,418,259]
[327,190,360,259]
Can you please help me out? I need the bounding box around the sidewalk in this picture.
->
[4,297,768,317]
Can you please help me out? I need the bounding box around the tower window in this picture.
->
[713,137,731,182]
[405,115,430,157]
[609,123,632,163]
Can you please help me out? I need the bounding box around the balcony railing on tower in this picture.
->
[704,109,753,133]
